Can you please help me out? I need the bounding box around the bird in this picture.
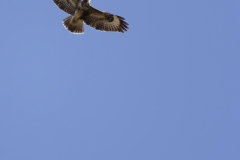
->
[53,0,129,34]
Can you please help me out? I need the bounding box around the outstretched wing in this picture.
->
[53,0,79,15]
[83,6,129,33]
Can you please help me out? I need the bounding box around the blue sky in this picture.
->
[0,0,240,159]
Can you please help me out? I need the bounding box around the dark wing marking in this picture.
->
[83,6,129,33]
[53,0,79,15]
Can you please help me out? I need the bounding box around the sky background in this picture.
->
[0,0,240,160]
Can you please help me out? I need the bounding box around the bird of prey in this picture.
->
[53,0,129,34]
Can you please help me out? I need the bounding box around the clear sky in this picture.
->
[0,0,240,160]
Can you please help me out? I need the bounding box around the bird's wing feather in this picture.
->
[53,0,79,15]
[83,6,129,33]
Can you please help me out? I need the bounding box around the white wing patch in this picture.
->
[107,16,120,26]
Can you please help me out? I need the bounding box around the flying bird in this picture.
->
[53,0,129,34]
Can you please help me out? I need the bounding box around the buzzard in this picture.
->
[53,0,129,34]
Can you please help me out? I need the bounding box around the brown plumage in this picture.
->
[53,0,129,34]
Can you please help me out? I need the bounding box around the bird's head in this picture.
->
[80,0,90,8]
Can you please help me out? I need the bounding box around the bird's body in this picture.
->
[53,0,129,34]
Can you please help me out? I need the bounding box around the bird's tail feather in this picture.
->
[62,16,84,34]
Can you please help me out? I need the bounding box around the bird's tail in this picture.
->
[62,16,84,34]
